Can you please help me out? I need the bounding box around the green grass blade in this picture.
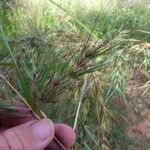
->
[48,0,98,39]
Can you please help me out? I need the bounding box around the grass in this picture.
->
[0,0,150,149]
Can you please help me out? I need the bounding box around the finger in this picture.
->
[0,119,54,150]
[45,123,76,150]
[55,123,76,148]
[45,140,62,150]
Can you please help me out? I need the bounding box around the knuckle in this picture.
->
[3,129,24,150]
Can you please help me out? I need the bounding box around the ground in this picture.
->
[122,69,150,149]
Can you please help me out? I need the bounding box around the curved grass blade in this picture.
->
[48,0,98,39]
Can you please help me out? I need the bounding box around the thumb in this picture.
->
[0,119,54,150]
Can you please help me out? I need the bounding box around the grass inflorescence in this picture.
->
[0,0,150,149]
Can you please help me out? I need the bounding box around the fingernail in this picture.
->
[32,119,54,141]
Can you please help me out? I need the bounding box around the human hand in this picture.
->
[0,102,76,150]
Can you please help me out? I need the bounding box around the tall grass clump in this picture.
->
[0,0,150,149]
[74,4,150,41]
[0,19,132,149]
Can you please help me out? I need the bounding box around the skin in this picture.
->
[0,101,76,150]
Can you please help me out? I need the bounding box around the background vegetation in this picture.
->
[0,0,150,149]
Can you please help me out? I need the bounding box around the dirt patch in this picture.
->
[114,68,150,149]
[128,115,150,139]
[126,69,150,149]
[126,68,149,112]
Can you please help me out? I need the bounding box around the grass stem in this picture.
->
[73,77,88,130]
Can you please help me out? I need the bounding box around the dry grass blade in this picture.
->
[73,77,88,130]
[0,74,41,119]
